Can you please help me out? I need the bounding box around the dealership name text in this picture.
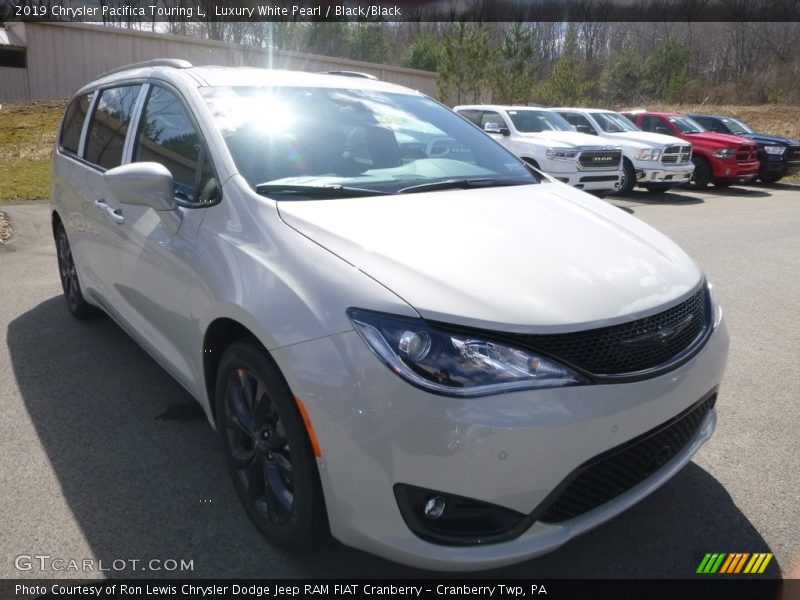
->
[17,584,548,597]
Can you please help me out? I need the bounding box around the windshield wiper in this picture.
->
[256,183,392,198]
[397,178,532,195]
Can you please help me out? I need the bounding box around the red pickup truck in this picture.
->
[622,111,759,188]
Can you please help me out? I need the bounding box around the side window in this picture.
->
[84,85,142,170]
[60,92,93,155]
[640,116,664,133]
[480,111,507,130]
[695,117,720,132]
[134,86,218,205]
[561,112,595,133]
[458,109,482,126]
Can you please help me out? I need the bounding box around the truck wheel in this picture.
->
[688,157,711,189]
[614,158,637,195]
[759,173,782,184]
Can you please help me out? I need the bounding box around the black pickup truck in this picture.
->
[688,114,800,183]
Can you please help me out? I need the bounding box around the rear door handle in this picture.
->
[95,199,125,224]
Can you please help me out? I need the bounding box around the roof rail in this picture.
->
[322,70,379,80]
[99,58,193,79]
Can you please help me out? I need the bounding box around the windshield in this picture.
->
[593,112,640,133]
[506,109,574,133]
[200,86,537,197]
[719,117,754,135]
[668,115,705,134]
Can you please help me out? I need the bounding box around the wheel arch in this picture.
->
[202,316,271,427]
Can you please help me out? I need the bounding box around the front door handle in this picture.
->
[95,199,125,224]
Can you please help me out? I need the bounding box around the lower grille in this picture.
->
[536,393,716,523]
[508,285,710,377]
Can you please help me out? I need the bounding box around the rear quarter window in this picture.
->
[60,92,93,155]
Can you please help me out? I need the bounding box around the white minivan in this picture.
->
[51,60,729,571]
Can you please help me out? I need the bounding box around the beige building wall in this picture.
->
[5,22,436,102]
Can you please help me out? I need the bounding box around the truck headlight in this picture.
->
[546,147,578,160]
[348,309,585,397]
[713,148,737,158]
[763,145,786,155]
[635,148,661,161]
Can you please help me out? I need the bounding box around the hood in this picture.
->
[277,183,702,333]
[606,130,687,148]
[741,132,800,147]
[518,130,617,149]
[683,131,755,147]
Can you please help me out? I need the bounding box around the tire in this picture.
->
[688,156,711,189]
[643,184,674,193]
[215,341,327,548]
[55,225,100,319]
[713,181,734,188]
[759,173,783,184]
[615,158,637,195]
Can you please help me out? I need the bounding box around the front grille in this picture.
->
[578,149,621,169]
[536,393,716,523]
[736,144,758,162]
[508,286,710,376]
[661,145,691,164]
[788,145,800,162]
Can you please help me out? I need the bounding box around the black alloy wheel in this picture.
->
[216,341,327,547]
[55,225,99,318]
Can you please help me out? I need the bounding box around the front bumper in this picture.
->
[635,163,694,185]
[550,170,622,192]
[273,316,729,571]
[711,158,759,182]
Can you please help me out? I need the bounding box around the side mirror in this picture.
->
[103,163,177,211]
[484,122,510,136]
[575,124,596,135]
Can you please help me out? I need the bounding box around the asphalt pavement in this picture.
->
[1,184,798,579]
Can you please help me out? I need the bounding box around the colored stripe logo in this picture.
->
[696,553,773,574]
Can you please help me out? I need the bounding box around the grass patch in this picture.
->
[0,101,66,201]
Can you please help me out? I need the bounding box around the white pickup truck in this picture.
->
[454,105,623,196]
[553,108,694,194]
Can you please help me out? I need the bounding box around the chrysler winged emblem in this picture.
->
[620,314,694,346]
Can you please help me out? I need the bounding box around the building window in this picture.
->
[0,48,26,69]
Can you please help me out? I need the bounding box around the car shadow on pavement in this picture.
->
[700,186,772,198]
[8,297,779,579]
[616,189,704,205]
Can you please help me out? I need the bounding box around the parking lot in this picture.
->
[0,183,798,579]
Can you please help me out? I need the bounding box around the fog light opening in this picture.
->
[424,496,446,520]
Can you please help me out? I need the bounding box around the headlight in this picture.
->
[635,148,661,161]
[348,308,585,397]
[546,147,578,160]
[713,148,736,158]
[763,145,786,155]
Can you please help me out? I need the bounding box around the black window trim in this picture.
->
[57,90,97,162]
[131,81,223,209]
